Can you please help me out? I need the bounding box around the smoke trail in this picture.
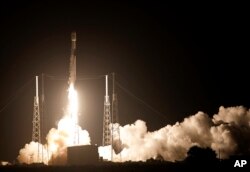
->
[99,106,250,162]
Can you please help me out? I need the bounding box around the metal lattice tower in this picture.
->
[103,75,111,146]
[32,76,41,162]
[32,76,41,143]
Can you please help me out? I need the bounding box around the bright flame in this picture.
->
[68,83,78,125]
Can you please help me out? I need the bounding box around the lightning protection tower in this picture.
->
[32,76,41,142]
[32,76,41,161]
[102,75,111,146]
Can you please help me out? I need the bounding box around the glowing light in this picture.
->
[68,83,78,125]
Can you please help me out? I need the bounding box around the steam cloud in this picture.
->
[99,106,250,162]
[18,106,250,164]
[17,116,91,165]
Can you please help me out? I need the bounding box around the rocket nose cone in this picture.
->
[71,32,76,41]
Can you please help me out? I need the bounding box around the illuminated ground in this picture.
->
[1,156,249,171]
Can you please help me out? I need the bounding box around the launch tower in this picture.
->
[32,76,41,162]
[32,76,41,143]
[102,75,111,146]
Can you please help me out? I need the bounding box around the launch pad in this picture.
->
[67,145,99,165]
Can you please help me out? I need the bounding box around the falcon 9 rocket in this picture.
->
[69,31,76,85]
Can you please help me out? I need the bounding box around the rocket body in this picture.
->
[69,32,77,85]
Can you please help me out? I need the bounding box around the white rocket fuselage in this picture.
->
[69,32,76,85]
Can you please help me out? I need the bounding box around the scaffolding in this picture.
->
[102,75,111,146]
[32,76,41,162]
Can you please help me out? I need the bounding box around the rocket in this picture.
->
[69,31,77,85]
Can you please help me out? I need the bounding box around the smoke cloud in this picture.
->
[99,106,250,162]
[18,106,250,164]
[17,116,91,165]
[17,142,49,164]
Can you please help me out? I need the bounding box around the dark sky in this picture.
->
[0,1,248,161]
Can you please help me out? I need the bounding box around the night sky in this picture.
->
[0,1,248,162]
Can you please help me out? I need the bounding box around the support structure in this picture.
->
[32,76,41,161]
[32,76,41,142]
[102,75,111,146]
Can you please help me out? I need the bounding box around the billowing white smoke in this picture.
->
[18,105,250,164]
[17,116,91,165]
[211,106,250,158]
[17,142,49,164]
[99,106,250,162]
